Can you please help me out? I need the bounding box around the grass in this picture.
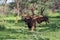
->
[47,12,60,18]
[0,17,60,40]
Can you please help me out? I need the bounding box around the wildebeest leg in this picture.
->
[34,22,36,31]
[31,22,36,31]
[45,20,49,25]
[28,24,32,30]
[46,22,48,25]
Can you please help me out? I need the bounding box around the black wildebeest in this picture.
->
[22,14,49,31]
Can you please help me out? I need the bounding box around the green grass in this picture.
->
[47,12,60,17]
[0,16,21,20]
[0,18,60,40]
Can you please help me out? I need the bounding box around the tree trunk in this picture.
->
[31,8,35,15]
[2,6,5,24]
[2,0,7,24]
[31,3,36,16]
[40,7,45,15]
[15,0,20,23]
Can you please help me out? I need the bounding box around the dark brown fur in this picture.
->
[22,14,49,31]
[36,16,49,24]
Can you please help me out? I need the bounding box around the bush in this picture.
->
[0,24,6,31]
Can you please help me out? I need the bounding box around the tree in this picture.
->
[15,0,20,23]
[2,0,7,24]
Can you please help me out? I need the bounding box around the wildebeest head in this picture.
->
[36,15,49,24]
